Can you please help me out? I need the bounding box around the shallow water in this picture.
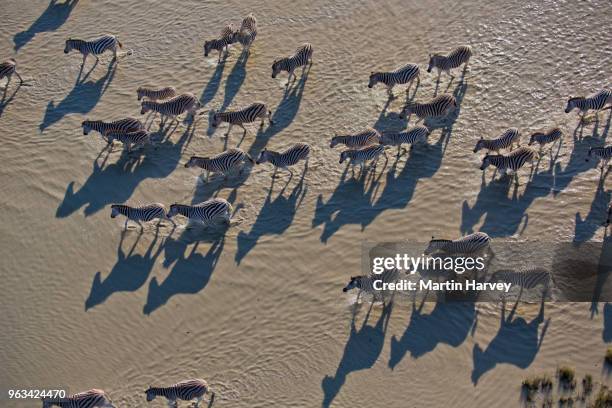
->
[1,0,611,407]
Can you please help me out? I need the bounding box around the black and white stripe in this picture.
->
[0,58,23,84]
[140,93,201,122]
[330,127,381,149]
[271,43,313,81]
[236,13,257,51]
[473,128,520,154]
[480,146,539,174]
[136,86,177,101]
[106,130,151,152]
[256,142,310,175]
[586,145,612,170]
[185,148,254,181]
[400,94,457,122]
[528,128,563,150]
[565,89,612,115]
[489,268,551,291]
[379,125,430,156]
[110,203,169,230]
[339,144,387,169]
[167,198,233,225]
[42,389,114,408]
[64,35,122,66]
[368,63,420,97]
[204,24,236,62]
[427,45,472,77]
[82,117,144,137]
[145,379,214,408]
[210,102,273,135]
[424,232,490,255]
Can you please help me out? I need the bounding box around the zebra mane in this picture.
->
[429,238,451,243]
[567,96,585,103]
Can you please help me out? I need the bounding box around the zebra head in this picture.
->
[110,205,120,218]
[271,59,282,78]
[399,103,413,120]
[423,237,450,255]
[255,149,271,165]
[342,276,361,292]
[185,156,206,168]
[140,101,154,115]
[203,40,214,57]
[209,110,222,127]
[136,87,145,101]
[426,54,436,73]
[565,97,583,113]
[167,204,180,218]
[368,72,380,88]
[81,120,93,135]
[144,388,157,402]
[528,132,542,146]
[473,137,485,153]
[64,38,76,54]
[479,154,492,170]
[339,150,350,164]
[329,134,341,148]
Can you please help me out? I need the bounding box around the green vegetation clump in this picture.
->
[605,347,612,365]
[590,385,612,408]
[582,374,593,396]
[557,366,576,389]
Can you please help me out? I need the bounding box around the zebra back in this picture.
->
[146,379,209,402]
[330,128,380,148]
[380,126,430,146]
[339,144,386,164]
[473,128,519,153]
[428,45,472,72]
[528,128,562,146]
[64,35,119,55]
[141,93,198,116]
[424,232,490,255]
[403,94,456,119]
[110,203,166,221]
[343,269,401,293]
[169,198,232,222]
[489,268,551,290]
[43,389,110,408]
[257,143,310,167]
[186,148,252,171]
[137,86,177,101]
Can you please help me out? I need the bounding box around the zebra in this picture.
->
[210,102,273,136]
[235,13,257,52]
[427,45,472,79]
[379,125,430,156]
[106,130,151,152]
[204,24,236,63]
[400,94,457,122]
[330,127,381,149]
[81,117,144,137]
[343,268,401,303]
[424,232,491,256]
[42,389,115,408]
[271,43,313,83]
[565,89,612,118]
[185,148,254,182]
[480,146,539,182]
[145,378,214,408]
[585,145,612,171]
[473,128,520,154]
[528,127,563,152]
[136,86,177,101]
[339,144,388,171]
[141,93,201,123]
[489,268,551,292]
[0,58,23,85]
[64,34,122,66]
[110,203,171,230]
[368,63,420,98]
[255,142,310,175]
[167,198,233,226]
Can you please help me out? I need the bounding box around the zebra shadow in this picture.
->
[575,178,611,242]
[235,167,307,264]
[13,0,79,51]
[85,228,164,310]
[220,50,249,111]
[587,235,612,318]
[471,295,549,384]
[389,293,477,369]
[0,80,22,119]
[199,57,226,108]
[39,59,116,132]
[56,126,191,218]
[313,131,446,243]
[143,228,226,315]
[321,301,393,408]
[461,166,554,237]
[604,302,612,342]
[572,108,611,141]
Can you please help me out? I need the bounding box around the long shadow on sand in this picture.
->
[85,229,164,310]
[221,50,249,111]
[235,166,307,264]
[321,301,393,408]
[471,296,549,384]
[200,58,226,108]
[575,179,611,242]
[39,60,115,132]
[588,235,612,318]
[0,81,22,119]
[13,0,79,51]
[56,124,194,218]
[604,302,612,342]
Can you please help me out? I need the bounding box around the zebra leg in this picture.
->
[397,145,401,157]
[387,85,394,99]
[225,123,233,136]
[192,396,203,407]
[240,124,247,136]
[14,71,23,83]
[81,53,87,68]
[124,219,129,230]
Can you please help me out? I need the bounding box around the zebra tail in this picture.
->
[116,37,123,48]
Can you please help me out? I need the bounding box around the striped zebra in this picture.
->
[106,130,151,152]
[480,147,539,180]
[330,127,381,149]
[0,58,23,85]
[528,127,563,151]
[110,203,170,230]
[42,389,114,408]
[141,93,201,123]
[424,232,491,256]
[427,45,472,78]
[400,94,457,122]
[236,13,257,52]
[343,268,401,303]
[167,198,233,226]
[185,148,254,182]
[136,86,177,101]
[565,89,612,117]
[368,63,420,97]
[339,144,388,171]
[210,102,273,136]
[145,379,214,408]
[379,125,430,156]
[473,128,520,154]
[489,268,551,292]
[64,34,122,66]
[585,145,612,170]
[204,24,236,62]
[255,142,310,175]
[271,43,313,82]
[81,117,144,137]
